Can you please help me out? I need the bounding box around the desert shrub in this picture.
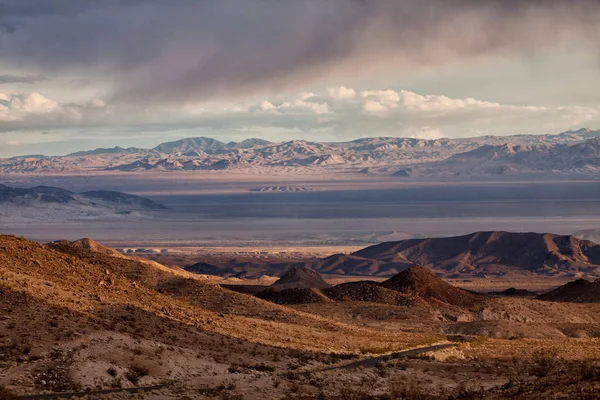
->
[375,361,389,377]
[125,363,150,384]
[248,364,275,372]
[408,353,434,361]
[452,382,485,399]
[109,377,122,389]
[388,381,439,400]
[579,363,600,381]
[530,348,558,377]
[34,365,81,392]
[228,365,241,374]
[328,352,358,362]
[360,346,395,355]
[0,386,16,400]
[107,367,118,377]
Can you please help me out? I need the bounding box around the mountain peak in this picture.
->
[271,266,331,290]
[381,265,481,306]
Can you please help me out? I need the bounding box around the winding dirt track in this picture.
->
[15,344,456,398]
[325,343,456,371]
[15,384,167,399]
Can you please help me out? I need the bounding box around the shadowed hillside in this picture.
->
[537,278,600,303]
[352,231,600,277]
[380,265,482,307]
[271,266,332,290]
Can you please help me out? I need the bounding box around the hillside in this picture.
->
[4,235,600,397]
[442,137,600,174]
[182,231,600,279]
[352,231,600,277]
[0,235,435,394]
[536,279,600,303]
[0,184,166,222]
[322,281,425,307]
[270,267,332,290]
[380,265,482,307]
[251,265,483,308]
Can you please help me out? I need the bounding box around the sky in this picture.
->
[1,0,600,157]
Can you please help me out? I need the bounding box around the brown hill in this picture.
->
[322,281,425,307]
[0,233,432,397]
[46,238,331,324]
[257,288,333,305]
[50,238,123,257]
[253,266,480,308]
[181,231,600,279]
[488,288,538,297]
[380,265,483,307]
[352,231,600,277]
[536,279,600,303]
[270,266,331,290]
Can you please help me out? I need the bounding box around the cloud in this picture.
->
[363,100,388,115]
[0,92,59,121]
[0,74,46,84]
[0,1,599,103]
[0,92,109,129]
[1,88,594,141]
[328,86,357,100]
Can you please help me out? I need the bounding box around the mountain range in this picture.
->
[185,231,600,278]
[2,128,599,176]
[0,184,166,221]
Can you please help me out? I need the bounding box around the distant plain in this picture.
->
[3,172,599,248]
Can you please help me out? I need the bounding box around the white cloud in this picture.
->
[260,100,276,112]
[0,92,59,121]
[363,100,388,115]
[0,92,112,131]
[254,97,330,115]
[328,86,357,100]
[0,88,597,143]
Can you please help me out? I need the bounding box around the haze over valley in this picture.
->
[2,1,600,398]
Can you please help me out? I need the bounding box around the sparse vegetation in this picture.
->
[248,363,276,372]
[530,348,559,377]
[4,235,600,399]
[125,363,150,384]
[0,386,16,400]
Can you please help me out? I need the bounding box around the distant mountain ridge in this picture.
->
[3,129,599,176]
[185,231,600,279]
[0,184,166,221]
[0,184,165,209]
[352,231,600,277]
[537,278,600,303]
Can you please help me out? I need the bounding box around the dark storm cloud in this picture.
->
[0,0,599,103]
[0,74,46,84]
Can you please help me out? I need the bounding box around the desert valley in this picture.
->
[1,128,600,399]
[3,1,600,398]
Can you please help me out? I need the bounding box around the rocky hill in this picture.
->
[183,231,600,279]
[3,234,600,398]
[253,265,483,308]
[536,279,600,303]
[270,267,332,290]
[380,265,481,307]
[352,231,600,277]
[1,234,432,397]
